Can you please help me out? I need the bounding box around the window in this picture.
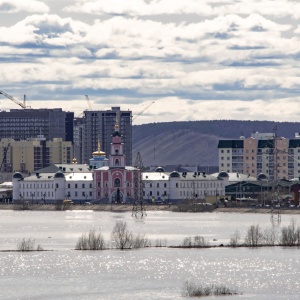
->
[157,183,159,188]
[90,183,92,188]
[82,192,85,196]
[150,183,152,188]
[75,191,78,196]
[176,183,178,188]
[98,182,100,187]
[114,178,121,187]
[115,159,119,166]
[227,150,230,153]
[75,184,77,188]
[68,184,70,188]
[150,191,152,196]
[157,191,159,196]
[221,150,224,153]
[164,183,167,188]
[82,183,85,188]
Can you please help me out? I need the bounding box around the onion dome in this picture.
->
[92,150,106,157]
[257,173,268,181]
[218,171,229,178]
[155,167,165,172]
[54,171,65,179]
[13,172,23,179]
[170,171,180,178]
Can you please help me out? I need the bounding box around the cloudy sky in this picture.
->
[0,0,299,124]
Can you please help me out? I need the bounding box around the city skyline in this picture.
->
[0,0,299,124]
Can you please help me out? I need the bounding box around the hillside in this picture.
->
[132,120,300,167]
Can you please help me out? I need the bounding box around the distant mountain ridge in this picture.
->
[132,120,300,167]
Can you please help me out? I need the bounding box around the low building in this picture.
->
[12,164,93,204]
[142,168,225,204]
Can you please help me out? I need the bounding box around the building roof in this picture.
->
[22,172,93,182]
[218,140,243,148]
[257,140,274,148]
[35,164,92,174]
[211,172,257,182]
[289,139,300,148]
[96,166,139,171]
[142,172,221,181]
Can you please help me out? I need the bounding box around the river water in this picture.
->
[0,210,300,299]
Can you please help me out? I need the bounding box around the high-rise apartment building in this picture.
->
[0,109,74,142]
[0,136,72,182]
[218,132,300,180]
[75,107,132,165]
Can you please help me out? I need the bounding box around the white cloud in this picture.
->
[65,0,300,19]
[0,2,299,124]
[0,0,49,13]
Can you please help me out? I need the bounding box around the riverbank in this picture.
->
[1,203,300,214]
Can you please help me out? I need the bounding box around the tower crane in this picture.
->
[85,95,93,110]
[132,101,155,122]
[0,90,30,109]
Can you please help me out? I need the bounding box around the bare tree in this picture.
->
[75,230,106,250]
[245,224,263,247]
[17,238,43,251]
[280,219,300,246]
[230,230,241,247]
[111,221,134,249]
[262,227,278,246]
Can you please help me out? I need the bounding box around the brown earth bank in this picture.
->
[1,204,300,214]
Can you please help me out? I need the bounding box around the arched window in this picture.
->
[150,183,152,188]
[157,183,159,188]
[114,178,121,187]
[115,159,119,166]
[115,149,119,154]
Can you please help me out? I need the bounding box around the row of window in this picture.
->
[20,191,93,198]
[20,183,92,189]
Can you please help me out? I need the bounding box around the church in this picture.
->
[93,121,141,203]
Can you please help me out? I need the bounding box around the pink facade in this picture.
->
[93,125,140,203]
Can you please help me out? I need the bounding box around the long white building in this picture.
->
[142,167,226,203]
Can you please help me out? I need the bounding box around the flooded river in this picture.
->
[0,210,299,299]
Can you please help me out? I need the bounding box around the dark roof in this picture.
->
[54,171,65,179]
[218,140,243,148]
[257,140,274,148]
[112,130,121,137]
[13,172,23,179]
[218,171,229,178]
[289,139,300,148]
[170,171,180,178]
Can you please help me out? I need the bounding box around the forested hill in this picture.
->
[132,120,300,167]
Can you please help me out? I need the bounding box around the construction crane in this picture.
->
[85,95,93,110]
[0,90,30,109]
[132,101,155,122]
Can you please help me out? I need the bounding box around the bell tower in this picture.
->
[109,118,126,168]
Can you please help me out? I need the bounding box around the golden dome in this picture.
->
[72,158,78,164]
[92,150,106,156]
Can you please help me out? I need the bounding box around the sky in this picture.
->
[0,0,299,124]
